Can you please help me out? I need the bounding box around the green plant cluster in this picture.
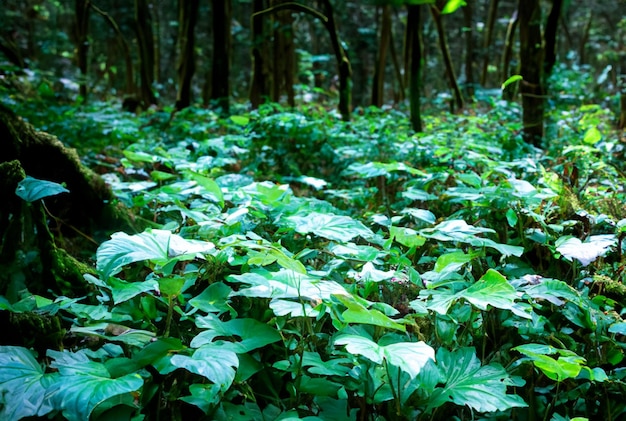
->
[1,69,626,421]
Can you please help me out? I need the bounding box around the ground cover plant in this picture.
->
[1,63,625,421]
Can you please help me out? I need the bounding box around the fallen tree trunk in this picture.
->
[0,104,134,300]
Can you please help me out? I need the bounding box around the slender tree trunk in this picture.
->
[211,0,232,114]
[480,0,499,86]
[578,10,592,65]
[89,4,135,96]
[372,5,391,107]
[152,0,161,84]
[75,0,90,100]
[250,0,271,108]
[619,52,626,130]
[135,0,157,106]
[462,0,475,98]
[519,0,545,146]
[430,5,464,111]
[271,0,295,107]
[501,10,519,101]
[406,5,423,132]
[544,0,563,77]
[175,0,200,110]
[322,0,352,121]
[251,0,352,120]
[388,17,405,102]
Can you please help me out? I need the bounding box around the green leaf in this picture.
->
[107,277,159,304]
[285,212,374,243]
[191,315,281,352]
[390,226,426,248]
[583,127,602,144]
[170,344,238,391]
[46,349,143,421]
[96,229,215,280]
[183,170,224,207]
[556,235,616,266]
[189,283,235,315]
[425,347,527,412]
[230,115,250,126]
[513,344,586,381]
[441,0,466,14]
[0,346,54,420]
[334,335,434,379]
[421,269,529,318]
[15,176,69,202]
[501,75,523,90]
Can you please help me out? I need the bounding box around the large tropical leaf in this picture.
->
[191,314,281,352]
[170,344,238,391]
[15,176,69,202]
[334,335,434,379]
[96,229,215,279]
[46,349,144,421]
[0,346,55,421]
[425,347,527,413]
[284,212,374,242]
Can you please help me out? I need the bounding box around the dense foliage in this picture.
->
[0,63,625,421]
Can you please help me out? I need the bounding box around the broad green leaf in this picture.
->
[180,383,222,414]
[501,75,523,90]
[441,0,466,14]
[425,347,527,412]
[609,322,626,335]
[524,279,580,306]
[229,269,348,301]
[285,212,374,242]
[70,323,156,347]
[46,349,143,421]
[96,229,214,280]
[434,250,481,273]
[329,242,382,262]
[15,176,69,202]
[183,170,224,207]
[106,277,159,304]
[334,335,434,379]
[513,344,586,381]
[583,127,602,144]
[189,283,235,315]
[421,269,529,318]
[230,115,249,126]
[556,235,616,266]
[170,344,238,390]
[462,269,518,311]
[332,294,404,331]
[390,226,426,248]
[0,346,54,420]
[343,161,425,178]
[191,315,281,352]
[402,208,436,225]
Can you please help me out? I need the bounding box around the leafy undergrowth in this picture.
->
[1,77,626,421]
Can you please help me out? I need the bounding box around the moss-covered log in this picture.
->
[0,104,134,300]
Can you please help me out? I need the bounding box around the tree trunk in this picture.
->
[321,0,352,121]
[430,5,464,111]
[519,0,545,146]
[135,0,157,107]
[462,0,475,98]
[406,5,423,132]
[501,10,519,101]
[271,0,295,107]
[89,3,135,96]
[250,0,272,109]
[480,0,499,86]
[372,5,391,107]
[0,105,134,300]
[544,0,563,77]
[211,0,232,114]
[75,0,90,100]
[175,0,200,110]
